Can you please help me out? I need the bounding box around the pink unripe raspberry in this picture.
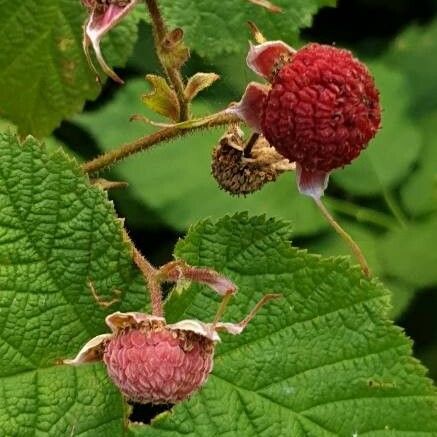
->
[65,294,279,405]
[261,43,381,173]
[103,324,214,404]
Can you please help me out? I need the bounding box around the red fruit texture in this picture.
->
[103,325,214,404]
[261,43,381,173]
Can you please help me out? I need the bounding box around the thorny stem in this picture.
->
[313,197,371,277]
[144,0,189,120]
[82,111,240,174]
[123,229,164,317]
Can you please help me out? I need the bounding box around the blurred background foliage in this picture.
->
[5,0,437,380]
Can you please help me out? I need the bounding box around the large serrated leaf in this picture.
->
[0,131,146,435]
[0,1,140,137]
[1,132,436,435]
[130,213,437,436]
[157,0,336,58]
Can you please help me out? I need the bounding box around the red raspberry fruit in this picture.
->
[232,41,381,198]
[103,324,214,404]
[262,43,380,174]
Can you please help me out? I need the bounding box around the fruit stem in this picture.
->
[212,293,233,327]
[313,197,371,277]
[82,111,240,174]
[243,132,260,158]
[144,0,189,120]
[123,229,164,317]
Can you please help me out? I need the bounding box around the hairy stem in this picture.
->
[314,197,371,277]
[82,111,240,174]
[145,0,166,40]
[123,229,164,317]
[144,0,189,120]
[167,67,189,120]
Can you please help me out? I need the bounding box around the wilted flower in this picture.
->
[65,268,279,404]
[81,0,138,83]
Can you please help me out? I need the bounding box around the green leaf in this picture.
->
[75,79,327,236]
[400,112,437,217]
[306,220,415,319]
[0,1,140,137]
[0,131,146,435]
[134,213,437,435]
[157,0,336,58]
[386,19,437,117]
[142,74,180,120]
[377,215,437,289]
[333,62,422,196]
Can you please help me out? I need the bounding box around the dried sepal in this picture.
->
[82,0,138,83]
[247,21,267,44]
[105,311,165,333]
[247,0,283,13]
[246,40,296,79]
[142,74,181,121]
[167,319,221,342]
[211,126,295,196]
[63,333,112,365]
[160,28,190,69]
[184,73,220,102]
[159,260,238,296]
[90,178,128,191]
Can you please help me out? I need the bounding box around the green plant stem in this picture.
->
[82,111,240,174]
[144,0,189,120]
[314,197,371,277]
[382,189,408,229]
[325,197,398,230]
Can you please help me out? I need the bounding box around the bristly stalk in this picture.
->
[144,0,189,120]
[82,111,240,174]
